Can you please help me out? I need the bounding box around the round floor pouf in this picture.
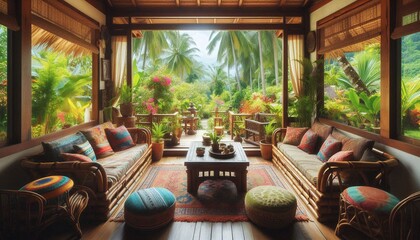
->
[20,175,74,200]
[197,179,238,203]
[245,185,297,229]
[124,187,176,230]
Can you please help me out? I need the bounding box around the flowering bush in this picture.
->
[239,92,273,114]
[146,75,174,113]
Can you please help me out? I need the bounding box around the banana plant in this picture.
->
[346,89,380,127]
[401,76,420,118]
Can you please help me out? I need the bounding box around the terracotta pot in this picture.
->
[202,136,211,146]
[120,103,133,117]
[152,141,164,161]
[259,140,272,160]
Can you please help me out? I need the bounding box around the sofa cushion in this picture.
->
[311,121,333,150]
[328,150,353,162]
[97,144,148,188]
[61,153,93,162]
[73,141,97,161]
[283,127,308,146]
[298,129,318,154]
[342,138,374,161]
[42,132,87,162]
[278,143,324,185]
[317,135,342,162]
[105,125,135,151]
[82,125,114,158]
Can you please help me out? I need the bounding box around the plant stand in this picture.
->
[259,140,272,160]
[116,116,136,128]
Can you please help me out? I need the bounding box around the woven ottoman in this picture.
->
[245,185,297,229]
[124,187,176,230]
[197,179,238,203]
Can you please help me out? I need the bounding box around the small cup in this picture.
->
[196,147,205,157]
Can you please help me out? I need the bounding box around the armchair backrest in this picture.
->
[389,191,420,240]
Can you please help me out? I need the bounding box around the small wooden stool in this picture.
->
[335,186,400,239]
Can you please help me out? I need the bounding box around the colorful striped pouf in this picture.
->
[245,185,297,229]
[124,187,176,230]
[342,186,399,214]
[20,175,74,200]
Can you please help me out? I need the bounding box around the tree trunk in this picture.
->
[258,31,266,95]
[337,55,370,95]
[273,34,279,87]
[142,43,148,70]
[230,37,241,91]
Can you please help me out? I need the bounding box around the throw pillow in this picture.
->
[73,141,97,161]
[317,135,342,162]
[42,132,87,162]
[61,153,93,163]
[298,129,318,154]
[105,125,135,151]
[328,150,354,162]
[342,138,374,161]
[283,127,308,146]
[81,127,114,158]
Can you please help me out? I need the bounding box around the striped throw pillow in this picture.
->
[74,141,97,161]
[105,125,135,151]
[81,127,114,158]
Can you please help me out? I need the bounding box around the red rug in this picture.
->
[112,164,308,222]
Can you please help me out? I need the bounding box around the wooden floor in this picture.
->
[43,156,339,240]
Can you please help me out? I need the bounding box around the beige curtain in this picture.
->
[288,35,304,97]
[111,36,127,91]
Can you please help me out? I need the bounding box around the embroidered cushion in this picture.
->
[105,125,135,151]
[82,126,114,158]
[42,132,87,162]
[342,186,399,214]
[298,129,319,154]
[283,127,308,146]
[61,153,93,162]
[20,175,74,200]
[328,150,354,162]
[317,135,342,162]
[73,141,97,161]
[124,187,176,229]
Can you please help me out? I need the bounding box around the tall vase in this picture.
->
[152,141,164,161]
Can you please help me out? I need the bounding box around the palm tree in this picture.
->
[163,31,200,80]
[257,31,266,95]
[133,31,169,71]
[207,31,251,91]
[208,65,227,95]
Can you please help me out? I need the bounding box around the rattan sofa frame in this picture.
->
[20,127,152,221]
[272,128,399,222]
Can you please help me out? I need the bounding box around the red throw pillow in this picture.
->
[283,127,308,146]
[61,153,92,162]
[298,129,318,154]
[105,125,135,151]
[317,135,342,162]
[81,126,114,158]
[328,150,354,162]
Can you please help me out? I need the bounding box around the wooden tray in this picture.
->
[208,149,235,159]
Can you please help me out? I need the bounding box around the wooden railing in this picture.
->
[135,112,179,129]
[228,111,252,140]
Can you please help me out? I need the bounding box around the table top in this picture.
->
[184,141,249,165]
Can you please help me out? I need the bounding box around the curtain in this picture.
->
[288,35,304,97]
[111,36,127,91]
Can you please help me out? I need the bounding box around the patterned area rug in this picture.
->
[112,164,309,222]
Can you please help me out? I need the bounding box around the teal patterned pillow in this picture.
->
[74,141,97,161]
[317,135,342,162]
[42,132,87,162]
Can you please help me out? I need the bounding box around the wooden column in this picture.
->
[9,0,31,143]
[91,29,100,121]
[282,28,289,127]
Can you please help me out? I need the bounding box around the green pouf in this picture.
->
[124,187,176,230]
[245,185,297,229]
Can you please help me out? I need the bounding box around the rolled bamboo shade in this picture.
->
[317,0,381,59]
[31,0,99,55]
[392,0,420,39]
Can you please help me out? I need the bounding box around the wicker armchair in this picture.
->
[389,191,420,240]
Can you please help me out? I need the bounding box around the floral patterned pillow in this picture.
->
[283,127,308,146]
[298,129,318,154]
[81,127,114,158]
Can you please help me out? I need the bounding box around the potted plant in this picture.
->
[151,122,167,161]
[119,84,133,117]
[233,122,244,143]
[208,131,222,152]
[259,122,275,160]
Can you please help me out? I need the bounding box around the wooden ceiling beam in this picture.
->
[239,0,243,7]
[218,0,222,6]
[111,7,304,18]
[110,23,305,31]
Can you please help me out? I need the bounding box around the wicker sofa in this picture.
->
[272,121,399,222]
[21,123,152,221]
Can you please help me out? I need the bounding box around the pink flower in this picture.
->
[162,76,171,86]
[57,112,65,123]
[152,76,160,83]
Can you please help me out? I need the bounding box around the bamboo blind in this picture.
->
[392,0,420,39]
[31,0,99,55]
[317,0,381,59]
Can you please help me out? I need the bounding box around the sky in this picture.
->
[179,30,218,68]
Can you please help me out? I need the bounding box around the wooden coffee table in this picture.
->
[184,141,250,194]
